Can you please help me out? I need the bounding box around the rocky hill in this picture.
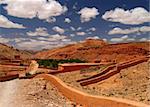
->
[34,39,150,63]
[0,43,32,60]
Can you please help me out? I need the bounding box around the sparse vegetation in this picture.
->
[37,59,86,69]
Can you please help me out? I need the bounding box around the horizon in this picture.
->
[0,0,150,50]
[1,38,149,51]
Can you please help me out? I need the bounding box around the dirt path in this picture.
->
[0,79,19,107]
[0,78,78,107]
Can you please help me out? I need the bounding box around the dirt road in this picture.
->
[0,78,77,107]
[0,79,19,107]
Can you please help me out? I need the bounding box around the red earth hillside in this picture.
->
[0,43,32,60]
[34,39,150,63]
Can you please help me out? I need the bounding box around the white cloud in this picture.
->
[1,0,67,20]
[46,17,56,23]
[52,26,65,34]
[16,34,75,50]
[61,38,71,42]
[110,35,135,43]
[102,7,150,25]
[76,32,86,36]
[0,36,11,43]
[42,40,76,50]
[77,27,82,31]
[27,27,49,36]
[37,37,48,40]
[102,38,108,42]
[0,33,74,50]
[86,36,99,39]
[70,26,76,31]
[48,34,67,41]
[139,38,150,42]
[109,27,138,35]
[0,15,25,29]
[140,26,150,32]
[108,26,150,35]
[87,32,92,35]
[17,40,50,50]
[41,44,63,49]
[64,18,71,23]
[139,38,147,41]
[37,34,67,41]
[70,34,75,37]
[13,38,27,43]
[0,36,29,43]
[78,7,99,22]
[87,27,96,32]
[90,27,96,31]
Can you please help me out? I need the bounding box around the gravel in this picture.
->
[0,78,82,107]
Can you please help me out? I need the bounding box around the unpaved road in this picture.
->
[0,78,78,107]
[0,79,35,107]
[0,79,19,107]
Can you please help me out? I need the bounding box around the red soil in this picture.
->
[34,39,150,63]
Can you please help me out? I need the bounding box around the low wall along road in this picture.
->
[35,74,149,107]
[51,63,102,74]
[77,65,116,82]
[79,57,149,86]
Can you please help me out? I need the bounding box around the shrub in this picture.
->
[37,59,86,69]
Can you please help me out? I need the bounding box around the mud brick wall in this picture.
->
[118,58,148,70]
[0,73,19,82]
[80,57,148,86]
[77,65,116,82]
[35,74,148,107]
[80,68,119,86]
[51,64,101,74]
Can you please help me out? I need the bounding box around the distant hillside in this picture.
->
[0,43,32,60]
[34,39,150,63]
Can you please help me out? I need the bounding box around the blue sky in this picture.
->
[0,0,149,50]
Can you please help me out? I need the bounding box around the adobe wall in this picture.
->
[35,74,149,107]
[79,57,148,86]
[59,65,96,72]
[77,65,116,82]
[80,68,119,86]
[0,73,19,82]
[118,58,148,70]
[51,64,101,74]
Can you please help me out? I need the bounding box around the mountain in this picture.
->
[34,39,150,63]
[0,43,32,60]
